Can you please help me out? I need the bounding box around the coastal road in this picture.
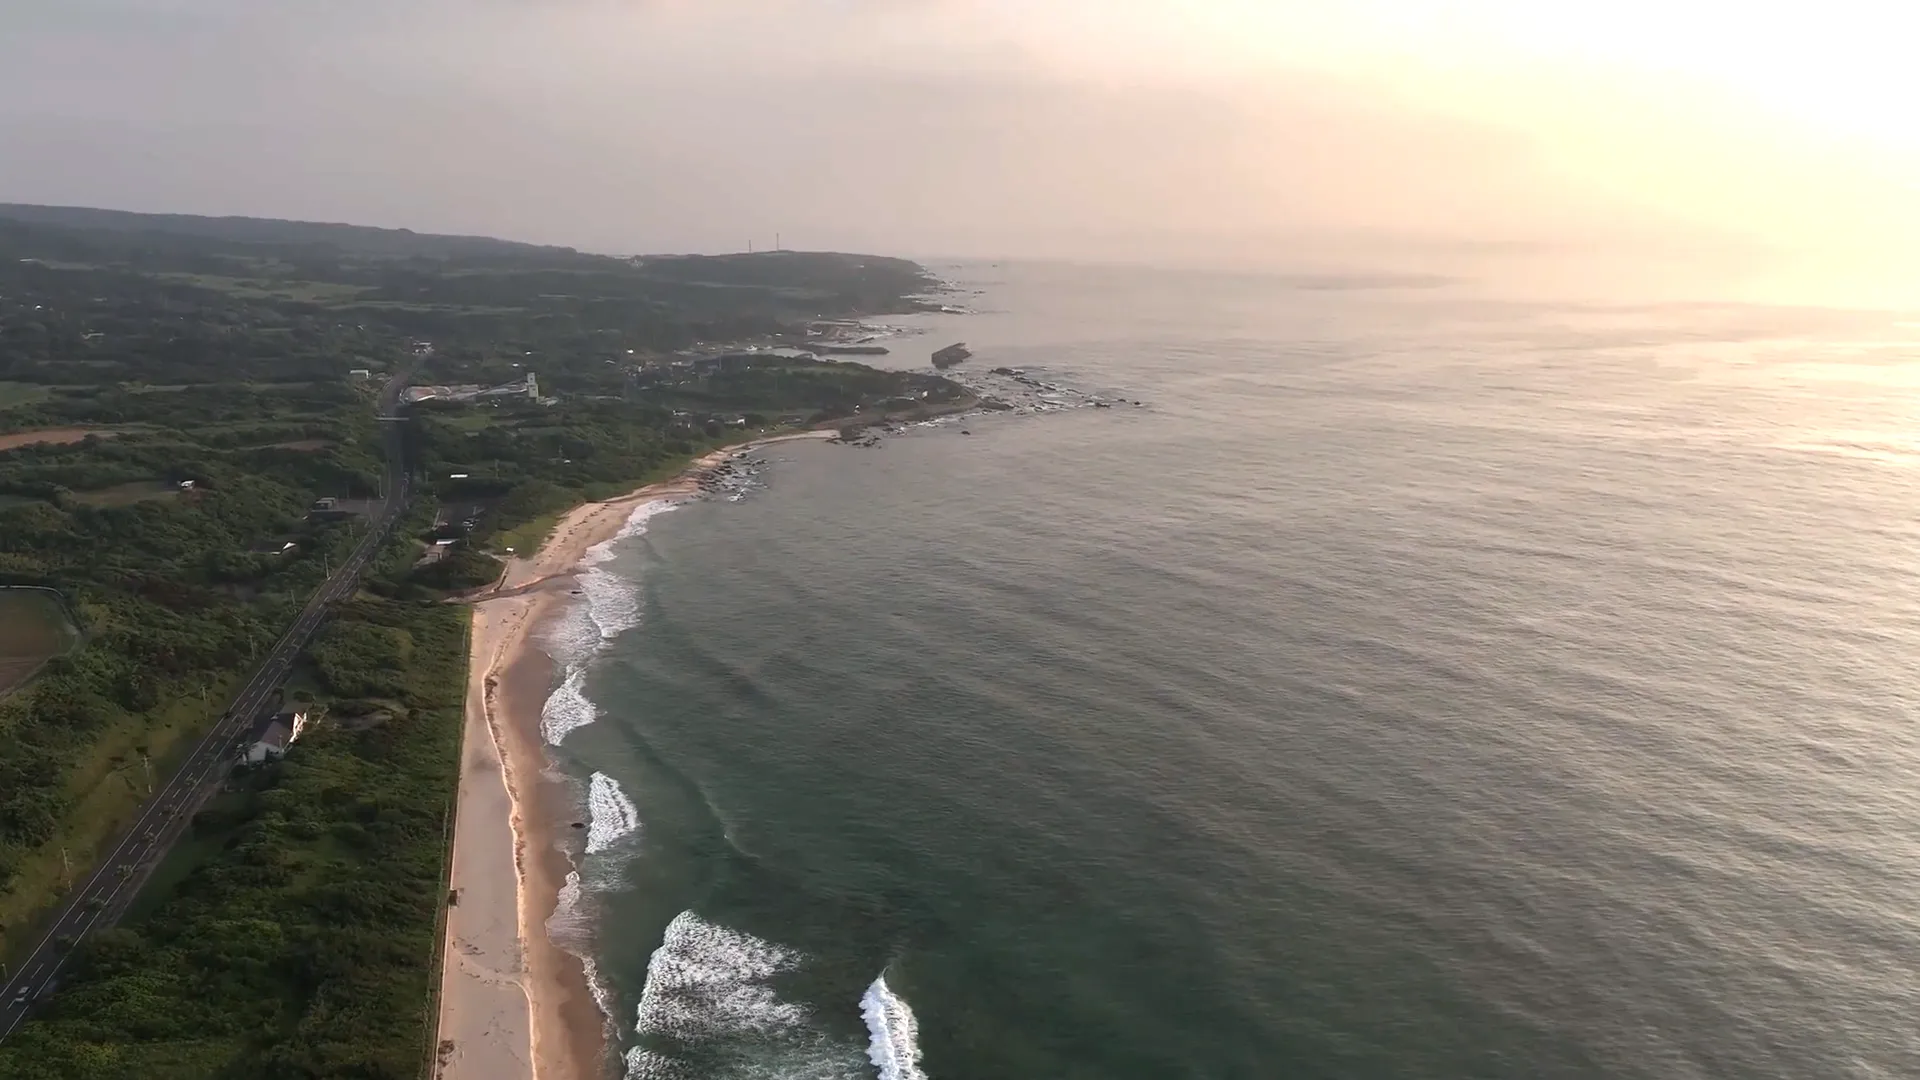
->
[0,373,413,1040]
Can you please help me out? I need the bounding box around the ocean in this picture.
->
[538,260,1920,1078]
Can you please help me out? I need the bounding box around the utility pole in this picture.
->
[140,752,153,795]
[60,847,71,889]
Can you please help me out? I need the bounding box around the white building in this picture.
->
[241,711,308,765]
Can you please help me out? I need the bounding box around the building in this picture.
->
[405,373,539,405]
[349,368,372,381]
[240,710,308,765]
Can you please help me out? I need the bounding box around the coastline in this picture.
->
[435,432,832,1080]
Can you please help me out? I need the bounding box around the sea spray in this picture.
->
[861,976,928,1080]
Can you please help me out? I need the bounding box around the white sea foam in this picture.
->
[624,1048,694,1080]
[635,911,811,1041]
[598,499,682,560]
[547,866,633,1044]
[540,665,599,745]
[580,953,624,1037]
[586,771,641,854]
[548,868,595,942]
[542,592,602,669]
[579,563,642,641]
[861,976,928,1080]
[538,499,681,744]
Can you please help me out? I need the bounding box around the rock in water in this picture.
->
[932,343,972,369]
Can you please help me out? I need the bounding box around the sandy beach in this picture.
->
[435,433,831,1080]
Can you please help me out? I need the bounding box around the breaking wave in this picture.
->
[624,1048,695,1080]
[540,499,681,745]
[861,976,928,1080]
[586,771,641,854]
[622,912,921,1079]
[635,911,812,1040]
[540,666,598,745]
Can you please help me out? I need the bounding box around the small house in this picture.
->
[240,711,308,765]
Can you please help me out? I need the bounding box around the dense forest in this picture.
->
[0,204,963,1074]
[0,592,468,1079]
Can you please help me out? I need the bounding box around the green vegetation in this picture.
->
[0,597,467,1079]
[409,355,971,554]
[0,590,77,696]
[0,382,52,411]
[0,202,967,1073]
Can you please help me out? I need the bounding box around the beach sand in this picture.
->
[435,433,831,1080]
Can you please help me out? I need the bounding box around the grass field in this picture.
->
[0,382,53,412]
[154,272,374,304]
[259,438,334,451]
[69,479,182,507]
[0,427,115,451]
[0,590,77,695]
[489,510,564,559]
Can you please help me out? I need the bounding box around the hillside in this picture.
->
[0,203,567,261]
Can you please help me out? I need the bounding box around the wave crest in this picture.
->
[861,976,928,1080]
[540,665,597,745]
[586,771,641,854]
[540,499,681,744]
[636,911,811,1041]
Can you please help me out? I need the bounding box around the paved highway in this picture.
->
[0,373,412,1038]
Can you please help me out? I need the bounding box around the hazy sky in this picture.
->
[4,0,1918,279]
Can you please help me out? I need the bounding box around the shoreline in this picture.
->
[435,431,832,1080]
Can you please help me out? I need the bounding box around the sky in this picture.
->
[3,0,1918,292]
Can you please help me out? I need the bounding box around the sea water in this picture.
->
[541,261,1920,1078]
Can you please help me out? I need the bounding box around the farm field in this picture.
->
[0,382,53,411]
[0,427,116,451]
[0,590,76,695]
[68,479,184,507]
